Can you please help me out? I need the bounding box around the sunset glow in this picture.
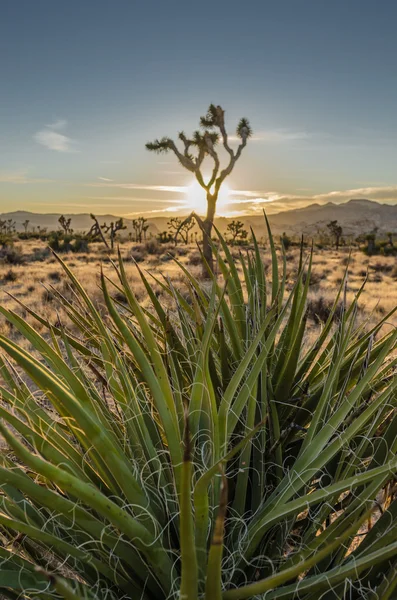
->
[186,180,230,215]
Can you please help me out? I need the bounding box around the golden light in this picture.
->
[186,180,230,215]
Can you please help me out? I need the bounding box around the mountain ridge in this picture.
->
[1,199,395,237]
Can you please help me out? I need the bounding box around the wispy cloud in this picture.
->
[98,177,113,182]
[229,129,310,143]
[86,196,186,204]
[225,184,397,215]
[87,182,188,193]
[34,119,77,152]
[0,169,51,184]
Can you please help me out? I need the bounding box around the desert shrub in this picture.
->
[188,251,203,265]
[281,232,292,249]
[48,271,62,282]
[48,232,90,254]
[306,295,342,324]
[2,268,18,282]
[373,261,393,273]
[73,236,90,253]
[130,249,145,263]
[0,226,397,599]
[144,238,161,254]
[160,253,174,262]
[30,246,51,262]
[0,245,25,265]
[41,289,55,303]
[113,290,128,304]
[341,255,354,266]
[302,270,324,286]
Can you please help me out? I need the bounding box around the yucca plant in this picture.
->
[0,218,397,599]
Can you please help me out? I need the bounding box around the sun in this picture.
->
[186,180,230,214]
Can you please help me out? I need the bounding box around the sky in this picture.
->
[2,0,397,217]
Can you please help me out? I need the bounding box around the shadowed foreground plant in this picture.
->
[0,218,397,599]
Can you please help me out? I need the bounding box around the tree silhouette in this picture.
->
[146,104,252,272]
[168,217,194,244]
[88,214,126,249]
[88,214,110,249]
[132,217,149,243]
[102,219,127,249]
[22,219,30,234]
[6,219,16,235]
[58,215,72,234]
[327,220,343,250]
[226,220,247,245]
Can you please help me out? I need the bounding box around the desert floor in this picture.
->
[0,237,396,350]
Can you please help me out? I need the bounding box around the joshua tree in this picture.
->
[157,231,173,244]
[87,214,108,248]
[365,233,376,256]
[168,216,194,245]
[103,219,127,249]
[146,104,252,272]
[5,219,16,235]
[88,214,126,250]
[386,231,394,247]
[22,219,30,234]
[327,220,343,250]
[58,215,73,235]
[226,219,248,245]
[132,217,149,243]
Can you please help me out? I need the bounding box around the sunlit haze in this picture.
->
[2,1,397,218]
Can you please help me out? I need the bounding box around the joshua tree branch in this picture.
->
[167,140,196,172]
[174,212,205,243]
[90,214,110,249]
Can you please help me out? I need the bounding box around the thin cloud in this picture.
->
[46,119,67,130]
[225,185,397,215]
[87,182,188,193]
[0,170,51,184]
[229,129,310,143]
[34,119,77,152]
[98,177,113,182]
[86,196,186,204]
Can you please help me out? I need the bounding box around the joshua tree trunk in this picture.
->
[203,193,216,273]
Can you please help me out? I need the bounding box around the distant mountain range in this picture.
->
[1,199,395,238]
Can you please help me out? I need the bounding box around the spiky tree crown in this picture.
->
[146,104,253,196]
[236,117,253,140]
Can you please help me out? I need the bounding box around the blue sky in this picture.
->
[2,0,397,216]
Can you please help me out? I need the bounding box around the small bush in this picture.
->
[307,295,342,324]
[373,261,393,273]
[42,289,55,303]
[0,246,25,265]
[3,268,17,282]
[144,238,161,254]
[48,271,61,282]
[31,247,51,262]
[130,249,146,263]
[188,251,202,266]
